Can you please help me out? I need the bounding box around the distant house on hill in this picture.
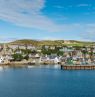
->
[64,40,76,44]
[8,44,19,50]
[60,47,74,52]
[64,40,71,44]
[50,46,55,50]
[8,44,36,50]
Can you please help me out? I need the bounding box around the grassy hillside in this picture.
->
[8,39,95,47]
[9,39,64,46]
[9,39,39,46]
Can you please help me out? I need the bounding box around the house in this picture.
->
[27,45,36,50]
[15,50,22,54]
[64,40,71,44]
[50,46,55,50]
[60,47,74,52]
[5,55,14,61]
[0,56,4,64]
[35,54,40,58]
[8,44,19,50]
[44,46,49,49]
[49,56,60,64]
[40,56,49,61]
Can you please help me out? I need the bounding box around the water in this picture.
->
[0,65,95,97]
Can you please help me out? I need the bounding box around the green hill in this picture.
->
[9,39,39,46]
[8,39,95,47]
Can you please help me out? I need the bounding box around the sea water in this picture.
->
[0,65,95,97]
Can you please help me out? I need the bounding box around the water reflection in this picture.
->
[0,65,95,97]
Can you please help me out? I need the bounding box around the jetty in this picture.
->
[61,65,95,70]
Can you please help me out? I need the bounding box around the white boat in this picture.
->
[54,64,60,69]
[27,65,34,68]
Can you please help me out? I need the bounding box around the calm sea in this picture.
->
[0,65,95,97]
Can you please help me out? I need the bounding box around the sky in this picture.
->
[0,0,95,42]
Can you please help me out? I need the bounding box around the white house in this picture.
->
[0,56,4,64]
[49,56,60,64]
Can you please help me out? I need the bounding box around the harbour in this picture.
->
[61,65,95,70]
[1,0,95,97]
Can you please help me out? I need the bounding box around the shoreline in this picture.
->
[0,62,60,68]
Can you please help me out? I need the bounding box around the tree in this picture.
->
[24,55,29,60]
[57,51,64,56]
[81,47,87,59]
[12,54,23,61]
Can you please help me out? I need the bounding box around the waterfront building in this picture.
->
[0,56,4,64]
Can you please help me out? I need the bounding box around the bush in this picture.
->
[24,55,29,60]
[57,51,64,56]
[21,49,32,54]
[12,54,23,61]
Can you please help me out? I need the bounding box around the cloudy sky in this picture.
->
[0,0,95,42]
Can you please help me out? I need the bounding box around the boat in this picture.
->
[27,65,34,68]
[54,64,60,69]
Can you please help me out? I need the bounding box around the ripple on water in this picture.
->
[0,66,95,97]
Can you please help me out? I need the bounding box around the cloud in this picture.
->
[80,24,95,41]
[55,4,91,9]
[77,4,91,7]
[80,32,95,41]
[0,0,86,33]
[0,0,82,34]
[0,37,18,43]
[0,0,66,32]
[54,5,64,9]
